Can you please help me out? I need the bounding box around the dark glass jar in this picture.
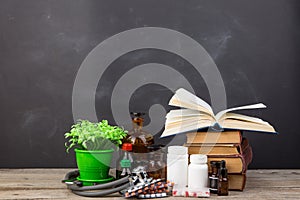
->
[147,145,166,179]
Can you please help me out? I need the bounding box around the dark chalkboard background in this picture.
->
[0,0,299,168]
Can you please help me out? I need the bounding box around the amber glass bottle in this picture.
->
[124,112,154,153]
[209,161,220,194]
[217,160,229,196]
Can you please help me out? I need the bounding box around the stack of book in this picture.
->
[161,88,277,191]
[184,130,252,191]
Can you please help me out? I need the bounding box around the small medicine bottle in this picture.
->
[217,160,229,196]
[209,161,220,194]
[167,146,188,187]
[116,143,133,179]
[188,154,208,189]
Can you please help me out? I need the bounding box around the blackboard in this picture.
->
[0,0,299,168]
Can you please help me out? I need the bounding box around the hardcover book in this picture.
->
[186,130,242,144]
[185,137,249,156]
[228,173,247,191]
[207,144,253,174]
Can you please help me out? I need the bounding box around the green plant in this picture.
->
[65,120,127,152]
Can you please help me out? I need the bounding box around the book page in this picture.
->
[220,113,269,125]
[166,117,213,127]
[215,103,266,121]
[169,88,214,116]
[166,109,214,119]
[220,119,276,133]
[161,119,212,137]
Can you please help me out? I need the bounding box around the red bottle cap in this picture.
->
[122,143,132,151]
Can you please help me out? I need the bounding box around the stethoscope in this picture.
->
[62,170,130,197]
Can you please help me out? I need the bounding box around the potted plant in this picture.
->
[65,119,127,185]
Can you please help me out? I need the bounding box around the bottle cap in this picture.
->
[220,160,226,168]
[122,143,132,151]
[168,146,188,155]
[220,167,228,178]
[210,160,221,168]
[190,154,207,164]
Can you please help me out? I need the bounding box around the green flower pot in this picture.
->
[75,149,114,185]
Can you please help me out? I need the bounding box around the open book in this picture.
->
[161,88,277,138]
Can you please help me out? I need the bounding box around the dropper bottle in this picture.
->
[217,160,229,196]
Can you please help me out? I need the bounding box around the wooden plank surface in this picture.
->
[0,169,300,199]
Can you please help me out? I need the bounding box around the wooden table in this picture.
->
[0,169,299,199]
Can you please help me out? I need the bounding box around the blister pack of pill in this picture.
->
[122,171,174,198]
[172,186,210,198]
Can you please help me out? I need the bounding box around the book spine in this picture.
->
[242,174,247,191]
[244,146,253,169]
[241,145,253,173]
[239,138,249,154]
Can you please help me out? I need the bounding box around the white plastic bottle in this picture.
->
[188,154,208,189]
[167,146,188,187]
